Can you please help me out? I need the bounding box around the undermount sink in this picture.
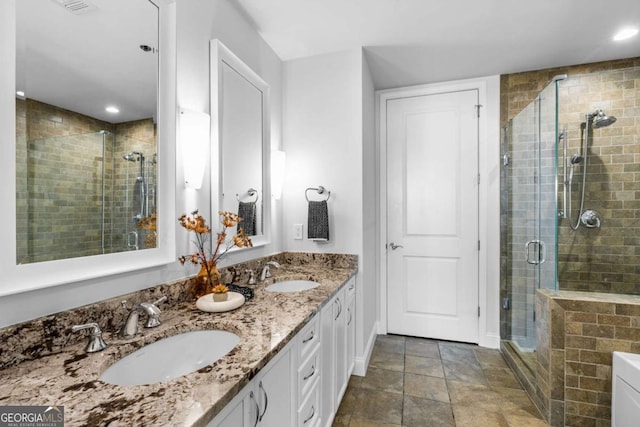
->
[100,330,240,386]
[265,280,319,293]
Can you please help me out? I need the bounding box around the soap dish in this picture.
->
[196,292,245,313]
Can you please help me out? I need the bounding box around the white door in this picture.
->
[386,88,479,343]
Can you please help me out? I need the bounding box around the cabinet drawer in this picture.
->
[298,315,319,361]
[297,380,320,427]
[298,347,320,399]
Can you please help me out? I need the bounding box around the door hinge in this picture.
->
[475,104,483,118]
[478,306,481,317]
[477,173,480,185]
[478,240,481,251]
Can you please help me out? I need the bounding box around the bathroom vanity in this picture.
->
[0,253,357,427]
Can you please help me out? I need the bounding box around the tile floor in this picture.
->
[333,335,548,427]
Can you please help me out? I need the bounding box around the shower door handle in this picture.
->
[525,239,546,265]
[127,231,139,251]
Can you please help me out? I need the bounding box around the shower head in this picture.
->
[570,154,584,164]
[590,109,617,128]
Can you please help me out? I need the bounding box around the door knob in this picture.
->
[388,242,403,250]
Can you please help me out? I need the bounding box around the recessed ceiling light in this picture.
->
[613,27,639,41]
[105,106,120,114]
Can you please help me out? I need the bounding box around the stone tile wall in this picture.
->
[537,289,640,426]
[15,99,156,262]
[501,57,640,296]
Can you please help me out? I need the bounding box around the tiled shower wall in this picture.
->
[15,98,155,263]
[501,56,640,297]
[537,290,640,426]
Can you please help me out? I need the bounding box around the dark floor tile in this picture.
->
[332,337,545,427]
[369,347,405,372]
[492,386,542,419]
[442,358,487,385]
[405,355,445,378]
[360,367,404,394]
[503,413,549,427]
[475,348,510,369]
[484,367,523,390]
[374,335,405,355]
[404,372,450,402]
[452,405,509,427]
[439,343,479,364]
[351,389,403,425]
[403,395,455,427]
[348,419,401,427]
[447,380,502,412]
[405,337,440,359]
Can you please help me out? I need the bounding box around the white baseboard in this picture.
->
[353,321,378,376]
[479,333,500,349]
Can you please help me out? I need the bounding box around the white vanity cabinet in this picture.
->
[320,275,356,427]
[345,278,356,378]
[211,275,357,427]
[210,346,294,427]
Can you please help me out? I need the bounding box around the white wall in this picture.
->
[360,55,379,370]
[0,0,283,327]
[282,50,378,368]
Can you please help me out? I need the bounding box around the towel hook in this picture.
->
[236,188,259,203]
[305,186,331,202]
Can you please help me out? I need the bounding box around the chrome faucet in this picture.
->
[259,261,281,281]
[71,322,107,353]
[119,296,166,339]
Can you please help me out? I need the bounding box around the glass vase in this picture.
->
[194,263,222,299]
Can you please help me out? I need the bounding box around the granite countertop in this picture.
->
[0,258,357,426]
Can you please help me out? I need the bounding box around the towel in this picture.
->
[238,201,257,236]
[308,200,329,241]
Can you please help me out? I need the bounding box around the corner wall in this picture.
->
[282,49,377,371]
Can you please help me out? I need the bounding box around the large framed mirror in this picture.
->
[210,40,271,248]
[0,0,176,296]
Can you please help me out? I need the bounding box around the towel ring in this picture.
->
[305,186,331,202]
[236,188,259,203]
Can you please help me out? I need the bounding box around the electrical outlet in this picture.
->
[294,224,303,240]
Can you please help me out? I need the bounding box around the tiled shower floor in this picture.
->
[333,335,547,427]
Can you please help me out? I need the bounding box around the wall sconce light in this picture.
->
[271,149,286,200]
[180,108,210,189]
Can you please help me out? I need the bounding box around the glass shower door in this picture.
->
[504,81,558,364]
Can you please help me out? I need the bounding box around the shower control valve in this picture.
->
[581,210,601,228]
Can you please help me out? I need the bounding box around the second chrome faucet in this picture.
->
[119,296,167,339]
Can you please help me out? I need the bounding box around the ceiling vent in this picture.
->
[53,0,97,15]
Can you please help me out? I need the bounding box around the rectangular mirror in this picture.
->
[16,0,158,263]
[211,40,271,247]
[0,0,176,295]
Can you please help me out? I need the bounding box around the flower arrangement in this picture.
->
[178,210,253,298]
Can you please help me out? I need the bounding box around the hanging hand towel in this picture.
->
[238,201,257,236]
[308,200,329,241]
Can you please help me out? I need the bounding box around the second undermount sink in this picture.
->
[100,330,240,386]
[265,280,319,293]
